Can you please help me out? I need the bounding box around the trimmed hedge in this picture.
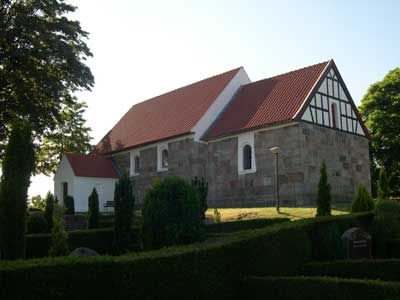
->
[240,276,400,300]
[205,217,290,234]
[26,227,140,258]
[1,212,375,299]
[300,259,400,281]
[387,239,400,258]
[2,221,311,300]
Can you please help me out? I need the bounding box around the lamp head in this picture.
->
[269,146,281,154]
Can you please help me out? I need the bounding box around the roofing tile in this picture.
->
[65,153,119,178]
[205,61,330,139]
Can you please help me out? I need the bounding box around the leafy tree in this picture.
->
[316,162,331,217]
[30,194,45,210]
[142,177,203,250]
[113,174,135,254]
[88,187,99,229]
[36,101,92,175]
[377,166,391,199]
[191,177,208,220]
[49,203,69,257]
[359,68,400,196]
[0,120,35,260]
[351,184,375,213]
[44,191,55,231]
[0,0,94,156]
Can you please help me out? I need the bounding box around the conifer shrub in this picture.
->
[0,120,35,260]
[142,176,204,249]
[351,184,375,213]
[377,166,391,199]
[88,188,99,229]
[64,195,75,215]
[316,162,332,217]
[113,174,135,254]
[44,192,55,232]
[26,212,48,234]
[191,177,208,220]
[49,204,69,257]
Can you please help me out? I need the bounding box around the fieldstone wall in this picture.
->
[112,137,207,205]
[112,122,370,208]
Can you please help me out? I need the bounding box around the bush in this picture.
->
[387,239,400,258]
[0,121,35,260]
[44,192,54,232]
[351,184,374,213]
[206,218,289,234]
[64,196,75,215]
[372,200,400,257]
[26,212,48,234]
[240,276,400,300]
[316,162,331,216]
[25,227,141,258]
[113,174,135,254]
[191,177,208,220]
[142,177,204,249]
[88,188,99,229]
[377,166,391,199]
[300,259,400,281]
[49,205,69,257]
[0,221,312,300]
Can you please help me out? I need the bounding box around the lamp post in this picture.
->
[269,147,281,213]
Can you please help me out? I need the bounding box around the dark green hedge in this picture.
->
[1,221,311,300]
[205,217,290,234]
[26,227,140,258]
[240,276,400,300]
[387,239,400,258]
[1,212,375,299]
[300,259,400,281]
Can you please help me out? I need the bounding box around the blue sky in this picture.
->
[29,0,400,196]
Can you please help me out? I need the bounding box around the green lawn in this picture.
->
[205,207,348,222]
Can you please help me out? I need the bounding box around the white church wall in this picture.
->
[53,155,75,206]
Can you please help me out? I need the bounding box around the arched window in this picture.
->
[134,155,140,174]
[162,149,168,168]
[331,103,338,128]
[243,145,252,170]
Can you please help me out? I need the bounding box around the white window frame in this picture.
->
[129,150,140,176]
[238,132,256,175]
[157,143,169,172]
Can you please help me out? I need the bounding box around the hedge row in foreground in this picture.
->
[300,259,400,281]
[241,276,400,300]
[0,212,374,300]
[205,217,290,234]
[25,227,140,258]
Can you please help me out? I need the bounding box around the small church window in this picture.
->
[243,145,252,170]
[162,149,168,168]
[331,103,338,129]
[134,155,140,174]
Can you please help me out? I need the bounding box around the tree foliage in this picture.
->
[142,177,203,250]
[377,166,391,199]
[316,162,332,217]
[359,68,400,196]
[88,187,99,229]
[113,174,135,254]
[36,101,92,175]
[44,191,55,232]
[191,177,208,220]
[0,0,94,157]
[30,194,45,210]
[351,184,374,213]
[0,120,35,260]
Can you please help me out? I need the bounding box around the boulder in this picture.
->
[69,247,99,257]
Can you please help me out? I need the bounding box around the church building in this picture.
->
[54,60,370,211]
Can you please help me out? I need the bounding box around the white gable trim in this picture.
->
[192,67,251,141]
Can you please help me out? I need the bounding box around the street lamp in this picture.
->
[269,147,281,213]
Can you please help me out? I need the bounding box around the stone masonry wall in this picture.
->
[112,122,370,208]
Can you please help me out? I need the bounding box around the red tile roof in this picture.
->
[65,153,119,178]
[93,67,242,154]
[205,61,331,139]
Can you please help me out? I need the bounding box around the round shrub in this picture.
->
[64,195,75,215]
[26,212,48,234]
[142,177,204,249]
[375,199,400,219]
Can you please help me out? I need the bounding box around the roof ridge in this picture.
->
[243,60,331,87]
